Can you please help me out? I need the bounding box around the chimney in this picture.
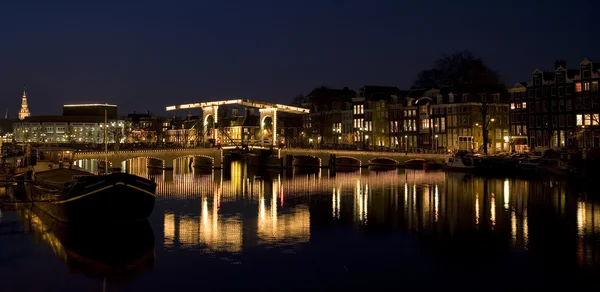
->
[555,59,567,70]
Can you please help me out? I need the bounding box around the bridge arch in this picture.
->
[292,154,321,167]
[369,157,399,167]
[335,156,362,167]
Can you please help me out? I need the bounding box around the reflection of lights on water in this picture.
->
[511,210,517,244]
[523,209,529,249]
[332,187,341,219]
[404,183,408,212]
[434,185,439,222]
[257,193,310,243]
[503,180,509,211]
[475,193,479,227]
[164,213,175,247]
[577,201,586,236]
[490,192,496,229]
[23,210,67,263]
[354,179,368,224]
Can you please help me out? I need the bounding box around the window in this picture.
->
[576,82,582,92]
[584,114,591,126]
[535,88,540,98]
[593,81,599,92]
[422,119,430,129]
[353,104,364,115]
[559,115,565,127]
[510,103,515,110]
[583,82,590,92]
[567,116,572,127]
[529,116,535,128]
[534,78,541,85]
[528,89,534,98]
[558,76,565,83]
[551,87,557,96]
[577,114,583,126]
[522,102,527,109]
[441,117,446,131]
[543,87,548,97]
[583,70,591,79]
[566,100,572,111]
[594,114,600,126]
[559,86,565,97]
[566,85,573,95]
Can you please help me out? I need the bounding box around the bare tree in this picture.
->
[414,50,502,154]
[311,104,333,147]
[290,94,306,106]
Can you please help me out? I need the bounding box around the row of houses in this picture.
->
[301,85,510,153]
[301,58,600,153]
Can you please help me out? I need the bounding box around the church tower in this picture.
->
[18,85,30,120]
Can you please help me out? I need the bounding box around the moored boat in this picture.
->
[443,151,483,172]
[25,168,156,224]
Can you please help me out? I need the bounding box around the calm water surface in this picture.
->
[1,159,600,291]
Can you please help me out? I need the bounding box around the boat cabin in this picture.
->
[36,147,76,164]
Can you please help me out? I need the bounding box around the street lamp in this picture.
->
[404,135,408,152]
[434,134,438,152]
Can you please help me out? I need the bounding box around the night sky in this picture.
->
[1,0,598,116]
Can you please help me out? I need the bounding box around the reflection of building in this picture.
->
[163,195,243,253]
[13,104,125,143]
[257,183,310,244]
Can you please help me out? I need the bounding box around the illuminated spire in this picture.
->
[18,84,30,120]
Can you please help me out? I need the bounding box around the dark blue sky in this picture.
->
[1,0,598,116]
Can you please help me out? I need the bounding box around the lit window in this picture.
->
[522,102,527,109]
[583,82,590,92]
[577,114,583,126]
[584,114,591,126]
[510,103,515,110]
[575,82,582,92]
[593,114,599,126]
[592,81,599,92]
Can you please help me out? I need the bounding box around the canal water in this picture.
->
[1,159,600,291]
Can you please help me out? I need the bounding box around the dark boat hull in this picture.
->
[26,172,156,224]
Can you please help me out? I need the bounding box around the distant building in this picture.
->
[62,103,118,119]
[13,103,125,144]
[18,85,31,120]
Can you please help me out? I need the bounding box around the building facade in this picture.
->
[13,104,126,144]
[508,82,529,152]
[573,58,600,148]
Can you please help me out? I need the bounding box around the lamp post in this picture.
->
[434,134,438,152]
[404,135,408,153]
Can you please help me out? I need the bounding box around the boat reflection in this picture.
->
[20,206,155,283]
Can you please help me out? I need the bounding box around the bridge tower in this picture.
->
[202,105,219,145]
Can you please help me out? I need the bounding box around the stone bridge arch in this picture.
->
[369,157,398,167]
[335,156,361,167]
[292,154,321,167]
